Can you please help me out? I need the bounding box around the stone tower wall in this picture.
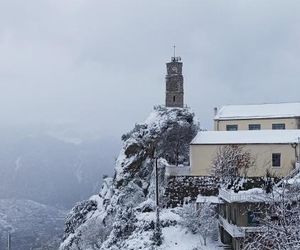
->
[165,60,184,108]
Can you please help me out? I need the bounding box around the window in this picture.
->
[272,153,281,167]
[226,125,238,131]
[173,96,176,102]
[272,123,285,130]
[249,124,261,130]
[247,211,260,226]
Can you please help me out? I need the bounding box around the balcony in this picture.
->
[219,216,263,238]
[219,188,265,203]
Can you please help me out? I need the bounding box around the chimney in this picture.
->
[214,107,218,116]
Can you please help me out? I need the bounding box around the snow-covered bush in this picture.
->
[102,205,137,248]
[63,199,97,240]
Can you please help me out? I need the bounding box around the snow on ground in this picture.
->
[159,225,200,250]
[133,209,223,250]
[136,209,181,223]
[159,225,223,250]
[119,220,223,250]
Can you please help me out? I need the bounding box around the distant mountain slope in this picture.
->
[0,127,119,208]
[0,199,66,250]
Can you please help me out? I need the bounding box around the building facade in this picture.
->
[214,103,300,131]
[190,130,300,177]
[190,102,300,178]
[188,103,300,249]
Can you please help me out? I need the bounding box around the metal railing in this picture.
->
[219,215,263,238]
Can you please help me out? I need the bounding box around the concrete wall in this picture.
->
[190,143,297,177]
[214,117,300,131]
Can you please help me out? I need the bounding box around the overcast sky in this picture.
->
[1,0,300,137]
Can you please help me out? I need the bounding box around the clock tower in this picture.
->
[165,52,184,108]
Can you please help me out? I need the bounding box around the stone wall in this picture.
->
[164,176,218,208]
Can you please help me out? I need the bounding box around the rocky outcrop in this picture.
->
[59,106,199,250]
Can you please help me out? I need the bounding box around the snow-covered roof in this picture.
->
[196,195,223,204]
[219,188,266,203]
[215,102,300,120]
[191,130,300,145]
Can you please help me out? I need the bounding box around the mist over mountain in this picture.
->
[0,125,120,209]
[0,199,66,250]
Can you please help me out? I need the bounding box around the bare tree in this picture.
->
[243,183,300,250]
[158,122,198,166]
[181,202,218,246]
[211,145,254,185]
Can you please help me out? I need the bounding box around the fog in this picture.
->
[1,1,300,248]
[0,1,299,137]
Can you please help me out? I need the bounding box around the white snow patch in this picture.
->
[196,195,222,204]
[137,209,181,223]
[15,157,22,171]
[75,168,83,184]
[159,225,222,250]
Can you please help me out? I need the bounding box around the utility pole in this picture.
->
[155,158,159,209]
[298,137,300,163]
[7,232,11,250]
[153,157,162,246]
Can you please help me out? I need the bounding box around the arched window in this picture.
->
[173,96,176,102]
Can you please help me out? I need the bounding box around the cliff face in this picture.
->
[60,106,199,250]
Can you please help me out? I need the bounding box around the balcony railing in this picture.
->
[219,215,245,237]
[219,188,265,203]
[219,216,263,238]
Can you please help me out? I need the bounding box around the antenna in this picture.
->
[173,45,176,58]
[171,45,181,62]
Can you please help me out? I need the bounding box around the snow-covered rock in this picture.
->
[60,106,199,250]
